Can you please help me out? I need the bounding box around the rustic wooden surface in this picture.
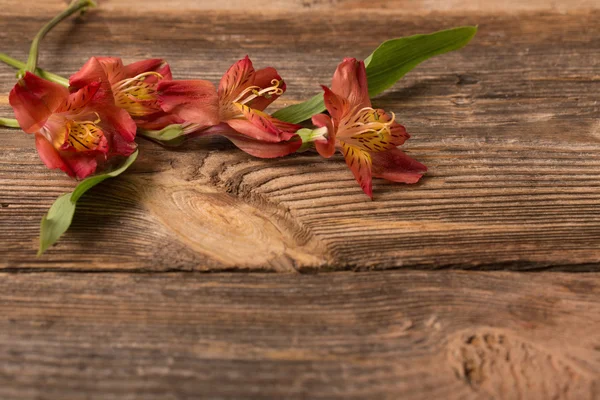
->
[0,270,599,400]
[2,2,600,271]
[1,0,600,398]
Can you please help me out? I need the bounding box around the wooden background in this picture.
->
[1,0,599,398]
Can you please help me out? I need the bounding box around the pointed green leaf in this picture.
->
[364,26,477,97]
[272,93,325,125]
[273,26,477,124]
[38,150,138,255]
[137,124,188,147]
[38,193,77,256]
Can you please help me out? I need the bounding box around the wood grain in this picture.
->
[0,270,598,400]
[3,0,599,14]
[1,2,599,398]
[1,3,600,271]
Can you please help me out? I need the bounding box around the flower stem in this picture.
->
[295,126,328,152]
[22,0,97,76]
[0,118,20,128]
[0,53,69,86]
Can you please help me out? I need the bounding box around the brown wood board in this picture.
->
[1,2,600,398]
[1,4,599,271]
[0,270,599,399]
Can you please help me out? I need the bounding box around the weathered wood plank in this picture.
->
[1,4,600,270]
[0,270,598,399]
[3,0,599,14]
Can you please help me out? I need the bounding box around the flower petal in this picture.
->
[312,113,336,158]
[269,115,302,136]
[341,108,408,152]
[109,132,138,157]
[35,133,74,177]
[224,132,301,158]
[371,148,427,184]
[70,57,172,104]
[100,106,138,143]
[65,154,99,179]
[157,79,220,127]
[376,109,410,146]
[390,122,410,145]
[247,67,285,111]
[9,73,68,133]
[225,118,277,142]
[125,58,172,82]
[61,120,109,154]
[322,85,350,122]
[218,56,255,104]
[69,56,118,93]
[331,58,370,110]
[37,131,98,179]
[192,124,302,158]
[227,103,297,142]
[55,82,100,114]
[134,111,185,130]
[341,143,373,198]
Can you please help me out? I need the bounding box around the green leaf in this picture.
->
[137,124,188,147]
[273,26,477,124]
[38,150,138,255]
[38,193,77,256]
[364,26,477,97]
[272,93,325,125]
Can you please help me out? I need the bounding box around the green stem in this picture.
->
[0,118,20,128]
[22,0,97,76]
[0,53,69,86]
[295,126,327,152]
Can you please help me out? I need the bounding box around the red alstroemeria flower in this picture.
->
[9,72,137,179]
[69,56,178,130]
[312,58,427,198]
[156,56,302,157]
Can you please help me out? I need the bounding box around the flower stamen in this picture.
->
[233,79,284,105]
[76,112,102,126]
[65,115,106,152]
[342,108,396,138]
[113,72,164,117]
[114,72,164,91]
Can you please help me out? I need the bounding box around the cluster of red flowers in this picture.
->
[10,55,426,198]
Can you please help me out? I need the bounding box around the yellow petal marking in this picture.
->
[65,114,106,152]
[113,72,163,116]
[339,107,401,152]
